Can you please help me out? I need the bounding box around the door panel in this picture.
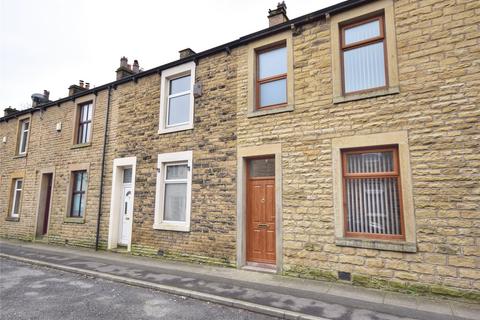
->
[119,187,133,245]
[247,174,276,265]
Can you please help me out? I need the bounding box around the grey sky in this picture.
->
[0,0,341,111]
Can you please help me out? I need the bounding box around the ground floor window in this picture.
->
[69,170,87,218]
[10,178,23,218]
[342,146,404,240]
[154,151,192,232]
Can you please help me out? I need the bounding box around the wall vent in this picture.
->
[338,271,351,281]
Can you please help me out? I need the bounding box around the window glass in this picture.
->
[164,183,187,221]
[168,94,190,126]
[258,47,287,79]
[249,158,275,177]
[11,179,23,217]
[71,194,81,217]
[18,120,29,154]
[166,164,188,180]
[343,42,385,93]
[346,151,393,173]
[344,20,380,45]
[170,75,191,95]
[70,171,87,217]
[259,79,287,107]
[77,103,92,144]
[123,168,133,184]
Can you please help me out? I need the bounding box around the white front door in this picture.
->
[118,186,133,245]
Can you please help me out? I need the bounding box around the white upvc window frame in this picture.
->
[11,179,23,218]
[158,62,195,134]
[154,151,193,232]
[18,119,30,155]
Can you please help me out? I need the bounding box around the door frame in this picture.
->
[237,144,283,273]
[108,157,136,251]
[34,167,55,239]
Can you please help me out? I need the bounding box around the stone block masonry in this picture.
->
[0,0,478,300]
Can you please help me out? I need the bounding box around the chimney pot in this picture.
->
[43,90,50,100]
[116,56,135,80]
[132,60,140,74]
[179,48,196,59]
[79,80,84,87]
[4,106,18,116]
[85,82,90,89]
[268,1,288,27]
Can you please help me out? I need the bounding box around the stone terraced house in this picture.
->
[1,0,479,300]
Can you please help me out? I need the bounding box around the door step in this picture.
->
[243,262,276,273]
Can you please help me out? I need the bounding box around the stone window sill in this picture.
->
[335,237,417,253]
[247,105,294,118]
[5,217,20,222]
[333,86,400,104]
[153,223,190,232]
[64,217,85,224]
[158,124,194,135]
[71,143,91,149]
[13,154,27,159]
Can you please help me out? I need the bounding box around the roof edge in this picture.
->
[0,0,371,122]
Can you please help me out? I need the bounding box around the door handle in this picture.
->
[257,224,268,228]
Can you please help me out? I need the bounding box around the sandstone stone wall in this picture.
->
[110,54,238,264]
[0,91,114,248]
[234,0,479,296]
[0,0,478,298]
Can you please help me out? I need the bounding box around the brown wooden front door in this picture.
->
[246,158,276,264]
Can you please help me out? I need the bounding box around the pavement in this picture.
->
[1,258,276,320]
[0,239,479,320]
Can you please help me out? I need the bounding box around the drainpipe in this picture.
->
[95,86,112,251]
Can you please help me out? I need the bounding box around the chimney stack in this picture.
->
[31,90,51,107]
[179,48,196,59]
[116,56,134,80]
[4,106,18,116]
[68,80,88,96]
[268,1,288,27]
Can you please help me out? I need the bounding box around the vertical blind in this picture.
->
[344,43,386,93]
[344,151,402,235]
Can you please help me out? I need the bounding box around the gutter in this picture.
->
[95,86,112,251]
[0,0,372,123]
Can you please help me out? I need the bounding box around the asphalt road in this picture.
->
[0,259,278,320]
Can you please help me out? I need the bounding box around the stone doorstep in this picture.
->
[1,239,479,320]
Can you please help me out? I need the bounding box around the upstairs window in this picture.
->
[10,179,23,218]
[77,102,93,144]
[167,75,191,127]
[70,170,87,218]
[341,15,387,94]
[256,44,287,109]
[342,146,404,240]
[17,119,30,155]
[159,62,195,134]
